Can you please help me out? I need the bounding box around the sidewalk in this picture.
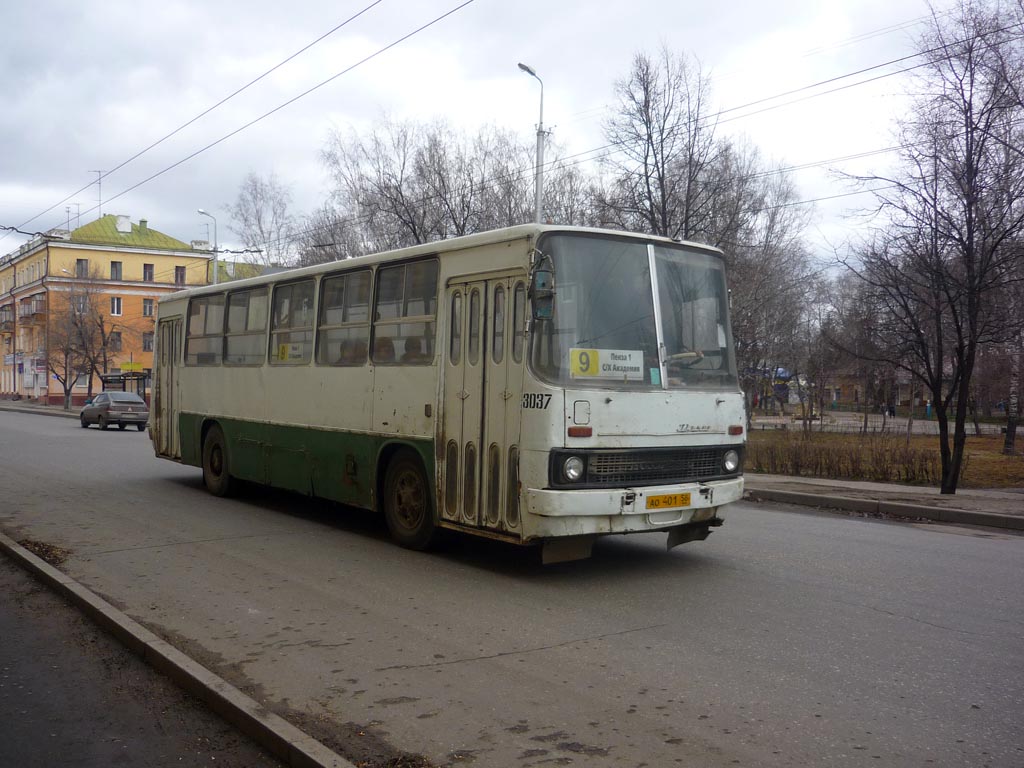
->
[3,398,1020,530]
[0,399,80,419]
[745,473,1024,531]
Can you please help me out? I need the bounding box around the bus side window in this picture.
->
[185,294,225,366]
[512,282,526,364]
[270,279,315,365]
[468,288,481,365]
[373,259,438,366]
[492,285,505,364]
[449,292,462,365]
[318,271,371,367]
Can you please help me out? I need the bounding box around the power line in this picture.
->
[1,0,387,243]
[10,4,927,250]
[34,0,477,239]
[14,5,1017,260]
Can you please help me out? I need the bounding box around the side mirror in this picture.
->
[529,253,555,321]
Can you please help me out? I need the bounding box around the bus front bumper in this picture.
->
[523,476,744,537]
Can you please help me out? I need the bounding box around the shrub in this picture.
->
[746,433,944,484]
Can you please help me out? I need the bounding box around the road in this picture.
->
[0,555,284,768]
[1,410,1022,767]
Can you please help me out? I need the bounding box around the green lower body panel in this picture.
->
[179,412,434,510]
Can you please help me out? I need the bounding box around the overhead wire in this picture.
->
[0,0,388,246]
[8,6,927,251]
[30,0,477,238]
[8,7,1018,259]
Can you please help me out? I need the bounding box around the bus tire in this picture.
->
[202,423,234,497]
[383,450,436,550]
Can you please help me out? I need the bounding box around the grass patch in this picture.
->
[747,432,1024,488]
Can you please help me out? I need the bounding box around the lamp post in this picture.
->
[197,208,218,285]
[518,62,545,224]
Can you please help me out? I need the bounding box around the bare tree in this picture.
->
[844,0,1024,492]
[46,291,88,410]
[228,172,297,266]
[321,118,539,246]
[294,203,365,266]
[598,47,720,240]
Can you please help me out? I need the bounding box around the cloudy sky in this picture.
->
[0,0,939,259]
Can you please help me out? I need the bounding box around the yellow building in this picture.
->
[1,214,211,404]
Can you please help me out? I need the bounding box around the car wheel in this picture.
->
[98,415,108,430]
[118,423,127,431]
[383,449,436,550]
[202,423,234,497]
[80,415,89,428]
[137,423,146,432]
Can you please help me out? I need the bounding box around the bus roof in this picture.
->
[158,224,724,303]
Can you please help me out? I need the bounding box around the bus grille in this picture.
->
[587,448,729,486]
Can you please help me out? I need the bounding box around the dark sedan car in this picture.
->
[80,391,149,431]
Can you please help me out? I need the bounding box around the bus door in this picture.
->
[442,274,525,533]
[156,317,182,458]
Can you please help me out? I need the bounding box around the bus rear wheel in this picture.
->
[383,450,436,550]
[202,423,234,497]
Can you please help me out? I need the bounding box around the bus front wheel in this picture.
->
[383,450,436,550]
[202,424,234,497]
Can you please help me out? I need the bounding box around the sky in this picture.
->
[0,0,942,261]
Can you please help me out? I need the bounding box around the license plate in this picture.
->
[645,492,691,510]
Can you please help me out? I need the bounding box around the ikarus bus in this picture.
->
[151,225,745,562]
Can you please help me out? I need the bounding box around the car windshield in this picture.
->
[108,392,145,403]
[529,233,738,391]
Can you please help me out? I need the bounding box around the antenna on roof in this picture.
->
[89,170,104,219]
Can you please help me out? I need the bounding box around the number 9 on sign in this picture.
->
[570,348,598,377]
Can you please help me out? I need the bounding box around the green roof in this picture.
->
[70,215,193,251]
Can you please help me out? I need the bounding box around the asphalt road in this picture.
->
[1,410,1022,768]
[0,551,284,768]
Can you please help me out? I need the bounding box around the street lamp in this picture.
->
[197,208,218,285]
[518,62,545,224]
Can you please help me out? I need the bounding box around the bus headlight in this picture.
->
[563,456,585,482]
[723,449,740,473]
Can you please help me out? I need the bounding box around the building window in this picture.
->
[109,331,122,353]
[72,295,88,315]
[76,259,89,278]
[110,297,122,316]
[110,261,122,280]
[143,298,154,317]
[175,266,186,286]
[143,263,154,282]
[142,332,154,352]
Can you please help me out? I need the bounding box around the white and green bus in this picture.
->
[151,225,745,562]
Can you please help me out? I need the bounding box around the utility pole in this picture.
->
[518,63,546,224]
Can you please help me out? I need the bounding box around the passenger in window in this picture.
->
[401,336,430,364]
[373,337,395,363]
[337,340,354,364]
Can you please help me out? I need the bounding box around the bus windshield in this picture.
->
[530,233,738,391]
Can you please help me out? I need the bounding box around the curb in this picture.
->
[744,489,1024,531]
[0,532,355,768]
[0,404,79,419]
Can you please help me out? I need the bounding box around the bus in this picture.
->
[151,224,745,562]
